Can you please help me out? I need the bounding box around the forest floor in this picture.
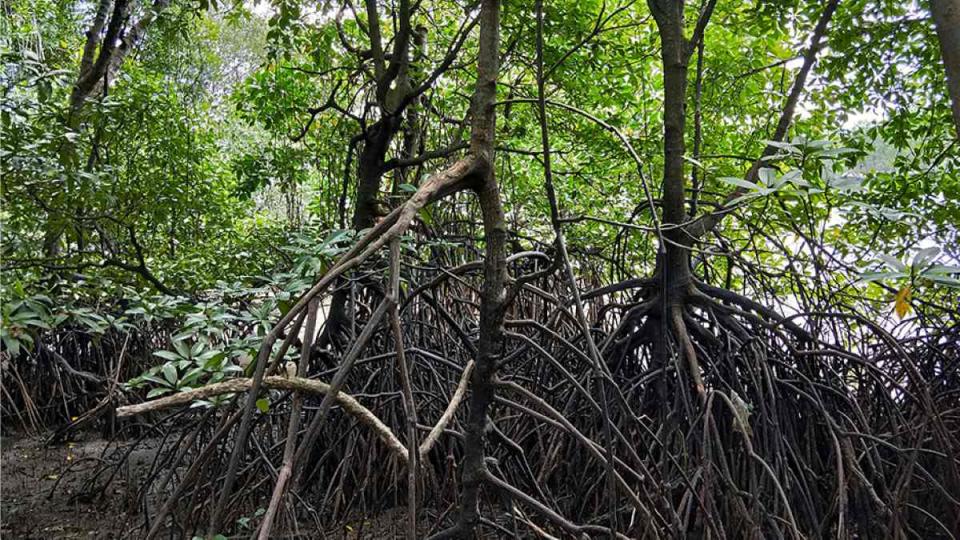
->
[1,431,429,539]
[0,433,142,539]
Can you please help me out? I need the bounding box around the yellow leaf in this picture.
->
[894,286,911,319]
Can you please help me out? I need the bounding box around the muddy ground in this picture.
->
[1,433,145,539]
[1,433,445,539]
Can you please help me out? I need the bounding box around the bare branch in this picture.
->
[116,375,409,461]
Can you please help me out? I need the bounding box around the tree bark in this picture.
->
[353,118,400,228]
[650,0,692,299]
[932,0,960,137]
[89,0,172,100]
[447,0,504,536]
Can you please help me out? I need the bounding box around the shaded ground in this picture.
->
[1,433,435,539]
[1,433,141,539]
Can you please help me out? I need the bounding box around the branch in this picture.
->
[382,141,468,171]
[41,345,105,385]
[378,0,413,105]
[418,360,473,457]
[91,0,172,98]
[116,375,409,460]
[534,1,621,531]
[498,97,663,244]
[76,0,112,85]
[70,0,130,114]
[290,79,346,142]
[686,0,718,58]
[398,14,480,112]
[545,1,639,80]
[364,0,387,80]
[257,300,318,540]
[483,469,631,540]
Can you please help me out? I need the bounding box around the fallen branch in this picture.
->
[116,375,409,461]
[117,363,481,466]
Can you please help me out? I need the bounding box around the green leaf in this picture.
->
[911,247,940,269]
[718,177,760,191]
[2,334,21,357]
[162,363,178,385]
[154,350,182,362]
[877,254,907,273]
[203,352,226,370]
[926,265,960,275]
[147,387,173,398]
[763,140,800,152]
[256,398,270,413]
[682,155,707,170]
[858,271,908,282]
[141,374,170,386]
[757,168,777,186]
[173,339,191,359]
[180,367,206,387]
[924,275,960,288]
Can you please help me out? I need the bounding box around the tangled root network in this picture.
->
[109,252,960,539]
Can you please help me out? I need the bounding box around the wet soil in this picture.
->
[1,433,436,539]
[1,433,144,539]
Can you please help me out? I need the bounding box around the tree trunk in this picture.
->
[931,0,960,137]
[650,0,692,299]
[321,116,400,351]
[353,118,398,229]
[68,0,129,121]
[322,1,418,350]
[648,0,710,402]
[448,0,504,535]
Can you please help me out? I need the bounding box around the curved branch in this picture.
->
[116,375,409,461]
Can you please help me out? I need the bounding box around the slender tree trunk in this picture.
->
[449,0,504,535]
[931,0,960,137]
[321,0,416,349]
[650,0,692,299]
[649,0,710,402]
[68,0,129,122]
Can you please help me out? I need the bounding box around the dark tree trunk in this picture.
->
[321,0,417,350]
[932,0,960,137]
[648,0,710,401]
[353,117,400,229]
[321,116,401,352]
[650,0,693,299]
[445,0,504,536]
